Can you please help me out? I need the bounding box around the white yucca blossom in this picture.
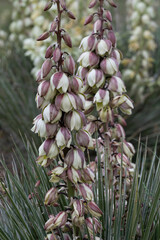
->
[124,0,157,103]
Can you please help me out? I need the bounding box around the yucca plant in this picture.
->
[0,47,39,142]
[0,137,160,239]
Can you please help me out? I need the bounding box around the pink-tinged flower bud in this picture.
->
[108,30,116,47]
[117,115,127,127]
[78,52,99,68]
[44,187,58,205]
[86,69,105,88]
[39,139,58,159]
[69,76,83,93]
[99,107,114,123]
[94,19,102,33]
[71,211,84,226]
[96,39,112,56]
[84,121,97,135]
[115,153,133,169]
[108,0,117,8]
[108,76,126,94]
[35,94,49,109]
[67,10,76,19]
[121,141,135,159]
[45,212,68,231]
[111,124,125,140]
[85,217,102,236]
[44,2,53,11]
[35,180,40,188]
[55,94,72,112]
[60,0,66,9]
[80,35,97,52]
[105,10,112,22]
[62,55,75,75]
[81,167,95,183]
[50,166,66,182]
[37,31,50,41]
[72,199,85,226]
[41,59,53,78]
[64,110,86,131]
[67,167,81,183]
[55,127,72,149]
[111,49,123,64]
[50,72,69,93]
[55,93,78,112]
[76,130,94,149]
[54,211,68,228]
[43,104,62,123]
[50,21,58,32]
[94,89,110,110]
[36,70,43,82]
[38,80,56,101]
[45,46,54,59]
[78,183,94,201]
[119,96,134,115]
[78,94,93,112]
[65,147,86,169]
[62,33,72,48]
[77,66,88,80]
[87,201,103,218]
[84,15,93,25]
[89,0,97,8]
[31,114,57,138]
[45,233,58,240]
[52,47,61,62]
[112,95,134,115]
[45,215,55,231]
[100,57,118,75]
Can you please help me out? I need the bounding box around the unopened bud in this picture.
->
[39,139,58,159]
[62,33,72,48]
[53,47,61,62]
[55,127,72,149]
[87,201,103,218]
[94,19,102,33]
[45,46,54,59]
[96,39,112,56]
[38,80,56,101]
[37,32,49,41]
[80,35,97,52]
[60,0,66,9]
[62,55,75,75]
[50,21,58,32]
[78,51,99,68]
[41,59,53,78]
[67,10,76,19]
[89,0,97,8]
[76,130,94,149]
[84,15,93,25]
[44,187,58,205]
[100,57,118,76]
[94,89,110,110]
[50,72,69,93]
[44,2,53,11]
[78,183,94,201]
[105,10,112,22]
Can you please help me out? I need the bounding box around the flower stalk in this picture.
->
[32,0,102,239]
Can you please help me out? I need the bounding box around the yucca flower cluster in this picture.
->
[32,1,102,239]
[9,0,91,76]
[123,0,157,103]
[77,0,135,199]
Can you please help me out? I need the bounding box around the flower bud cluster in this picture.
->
[123,0,157,103]
[32,1,102,239]
[77,0,135,222]
[9,0,91,76]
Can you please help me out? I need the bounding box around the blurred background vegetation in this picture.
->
[0,0,160,167]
